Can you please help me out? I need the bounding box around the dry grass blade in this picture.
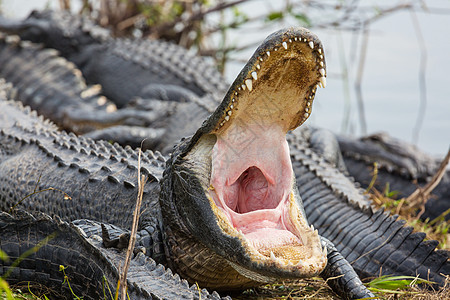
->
[117,146,147,300]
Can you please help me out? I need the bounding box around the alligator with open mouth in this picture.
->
[0,28,379,299]
[1,24,450,299]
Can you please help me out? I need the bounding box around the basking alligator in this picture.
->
[0,33,215,151]
[1,28,380,299]
[1,29,447,229]
[0,34,199,150]
[337,133,450,221]
[0,9,227,108]
[0,209,226,300]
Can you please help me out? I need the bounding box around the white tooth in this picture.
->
[320,77,327,88]
[314,229,319,236]
[319,61,324,67]
[319,68,325,76]
[227,110,232,116]
[256,64,261,69]
[270,251,276,260]
[266,51,270,56]
[310,224,315,231]
[309,41,314,49]
[97,97,107,106]
[251,71,258,80]
[225,115,230,121]
[318,48,322,54]
[289,39,292,43]
[294,37,298,41]
[245,79,253,91]
[315,84,319,90]
[282,41,287,49]
[106,104,116,113]
[241,84,246,90]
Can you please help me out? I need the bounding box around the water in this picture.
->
[2,0,449,156]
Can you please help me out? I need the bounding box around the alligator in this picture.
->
[0,9,228,108]
[337,132,450,221]
[0,28,383,299]
[0,33,204,150]
[3,9,448,182]
[0,209,226,300]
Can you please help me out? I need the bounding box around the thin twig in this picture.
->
[410,8,428,145]
[148,0,251,36]
[354,26,369,135]
[118,147,147,300]
[406,149,450,219]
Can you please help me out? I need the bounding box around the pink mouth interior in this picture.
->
[210,123,302,250]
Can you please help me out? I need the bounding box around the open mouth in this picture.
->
[208,122,325,270]
[203,27,328,275]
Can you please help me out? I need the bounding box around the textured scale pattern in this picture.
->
[288,129,449,286]
[0,210,227,300]
[0,99,165,231]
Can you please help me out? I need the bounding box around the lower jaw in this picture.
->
[168,226,272,291]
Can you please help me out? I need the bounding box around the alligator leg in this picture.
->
[320,237,376,300]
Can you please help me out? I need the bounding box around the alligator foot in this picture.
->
[101,223,130,249]
[320,237,376,300]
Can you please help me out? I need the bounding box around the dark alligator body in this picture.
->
[1,13,447,223]
[336,133,450,221]
[0,11,449,300]
[0,33,214,151]
[0,210,225,300]
[0,10,227,108]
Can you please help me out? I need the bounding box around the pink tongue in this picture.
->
[245,228,302,249]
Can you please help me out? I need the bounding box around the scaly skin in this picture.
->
[0,27,375,299]
[288,127,450,287]
[336,132,450,221]
[0,10,228,108]
[0,34,181,150]
[0,210,226,300]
